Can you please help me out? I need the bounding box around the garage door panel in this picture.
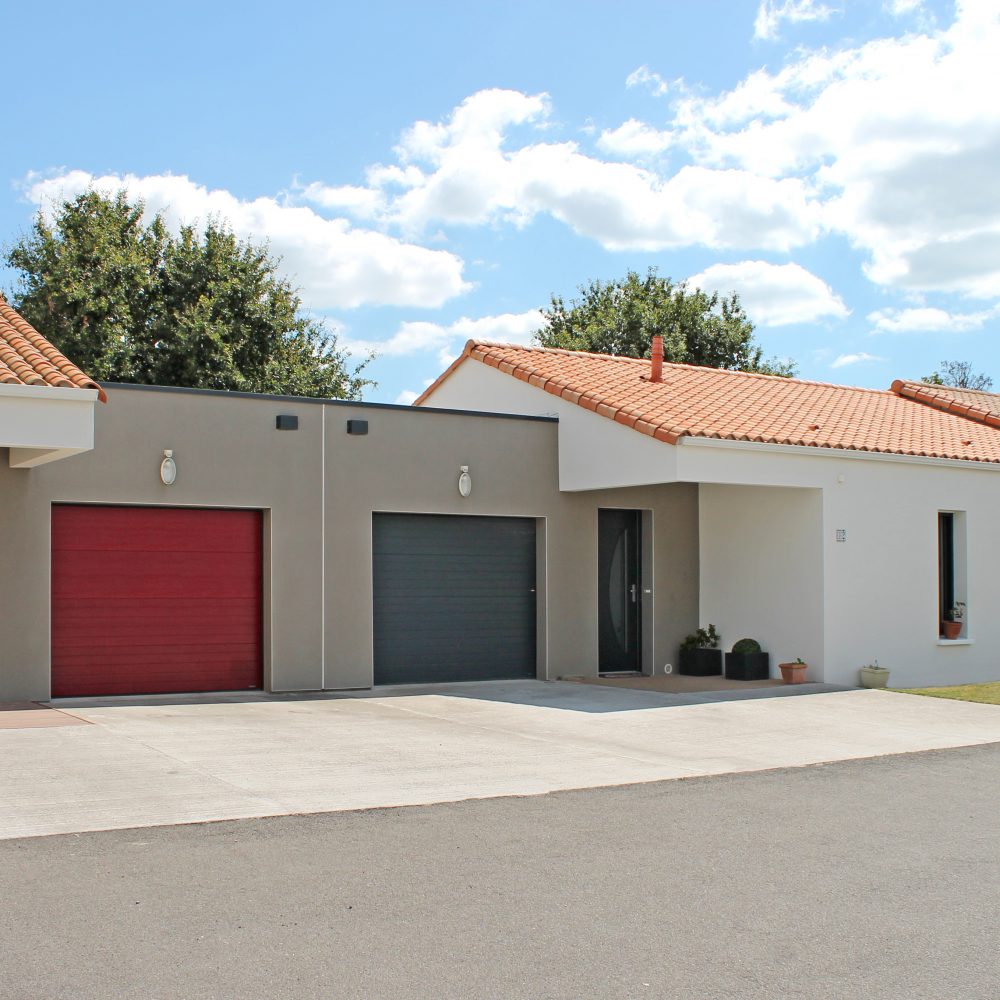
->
[51,507,261,554]
[51,505,262,697]
[52,597,259,618]
[50,643,261,663]
[52,618,258,646]
[53,554,260,600]
[373,513,536,685]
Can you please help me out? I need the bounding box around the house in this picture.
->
[1,297,996,701]
[1,304,701,701]
[418,338,1000,689]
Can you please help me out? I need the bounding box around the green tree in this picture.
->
[5,191,372,398]
[534,268,796,376]
[922,360,993,391]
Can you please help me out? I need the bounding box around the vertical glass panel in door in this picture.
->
[598,509,641,673]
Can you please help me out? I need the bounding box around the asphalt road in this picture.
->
[2,744,999,1000]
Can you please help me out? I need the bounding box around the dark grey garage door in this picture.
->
[373,513,537,685]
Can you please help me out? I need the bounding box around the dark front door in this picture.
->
[598,509,641,673]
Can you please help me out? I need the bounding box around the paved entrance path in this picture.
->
[3,680,1000,839]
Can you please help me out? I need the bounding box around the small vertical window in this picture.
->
[938,511,967,639]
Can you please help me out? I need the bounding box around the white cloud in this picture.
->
[754,0,834,40]
[868,304,1000,333]
[300,88,824,253]
[625,65,669,97]
[687,260,849,326]
[228,2,1000,302]
[597,120,673,158]
[297,181,384,218]
[22,170,469,310]
[669,2,1000,298]
[832,352,885,368]
[342,309,544,359]
[395,378,436,406]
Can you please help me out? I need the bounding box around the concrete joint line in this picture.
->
[96,729,292,812]
[364,698,693,769]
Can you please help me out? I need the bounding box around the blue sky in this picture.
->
[3,0,998,403]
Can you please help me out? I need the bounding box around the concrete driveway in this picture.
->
[3,679,1000,840]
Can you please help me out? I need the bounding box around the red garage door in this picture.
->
[51,505,263,697]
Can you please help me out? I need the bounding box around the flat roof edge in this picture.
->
[97,381,558,423]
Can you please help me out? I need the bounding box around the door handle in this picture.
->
[630,583,637,603]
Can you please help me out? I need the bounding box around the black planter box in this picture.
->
[724,652,771,681]
[679,648,723,676]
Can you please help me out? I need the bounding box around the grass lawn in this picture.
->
[898,681,1000,705]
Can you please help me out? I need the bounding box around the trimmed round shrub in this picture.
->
[732,637,762,655]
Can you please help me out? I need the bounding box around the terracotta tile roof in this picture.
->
[0,295,106,402]
[419,341,1000,464]
[890,379,1000,429]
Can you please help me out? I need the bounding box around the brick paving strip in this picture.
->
[0,701,90,729]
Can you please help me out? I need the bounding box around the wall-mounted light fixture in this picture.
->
[458,465,472,498]
[160,449,177,486]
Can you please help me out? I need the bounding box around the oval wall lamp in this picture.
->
[458,465,472,498]
[160,449,177,486]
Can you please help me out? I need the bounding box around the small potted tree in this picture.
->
[859,659,890,689]
[678,625,722,676]
[941,602,965,640]
[778,657,808,684]
[724,638,770,681]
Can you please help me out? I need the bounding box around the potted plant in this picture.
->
[941,602,965,640]
[859,659,890,689]
[725,638,770,681]
[778,657,808,684]
[679,624,722,676]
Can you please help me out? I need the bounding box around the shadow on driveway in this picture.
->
[52,678,851,715]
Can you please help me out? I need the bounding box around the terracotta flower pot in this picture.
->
[779,662,807,684]
[941,620,962,640]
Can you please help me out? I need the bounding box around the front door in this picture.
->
[598,509,641,673]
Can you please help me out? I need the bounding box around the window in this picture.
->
[938,511,967,639]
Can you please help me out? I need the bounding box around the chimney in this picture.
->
[650,335,664,383]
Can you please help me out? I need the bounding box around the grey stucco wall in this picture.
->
[0,388,324,700]
[0,385,698,700]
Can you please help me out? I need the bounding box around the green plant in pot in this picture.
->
[941,602,965,640]
[859,659,890,689]
[679,624,722,676]
[724,637,770,681]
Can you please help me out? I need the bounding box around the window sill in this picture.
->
[937,638,974,646]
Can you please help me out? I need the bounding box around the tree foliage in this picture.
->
[534,268,796,376]
[5,191,372,398]
[922,360,993,392]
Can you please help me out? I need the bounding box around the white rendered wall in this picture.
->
[424,359,1000,688]
[686,441,1000,688]
[699,484,824,680]
[422,361,678,490]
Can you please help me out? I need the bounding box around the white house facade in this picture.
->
[418,340,1000,689]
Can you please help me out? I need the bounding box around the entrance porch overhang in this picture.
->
[1,383,99,468]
